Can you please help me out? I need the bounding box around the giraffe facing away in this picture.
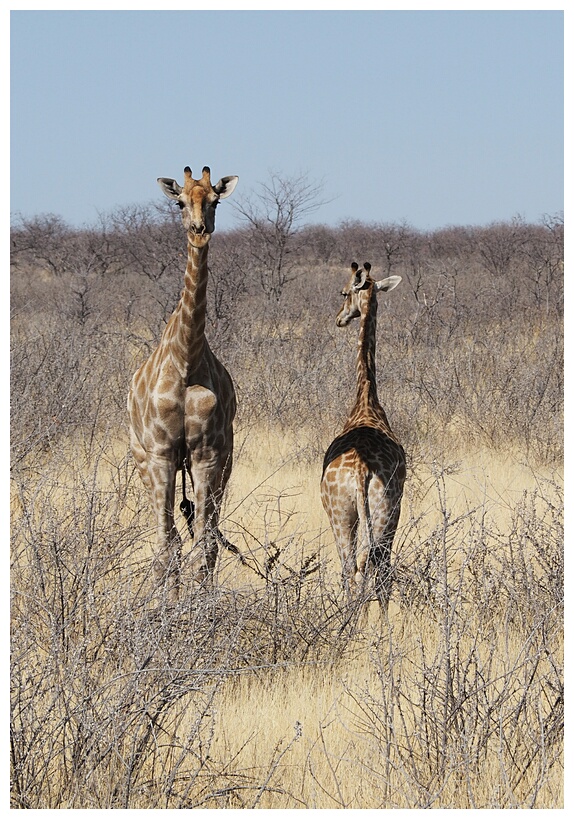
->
[321,262,406,615]
[128,164,238,602]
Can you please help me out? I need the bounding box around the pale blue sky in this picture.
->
[10,8,564,231]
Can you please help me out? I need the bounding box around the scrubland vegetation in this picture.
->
[10,187,563,808]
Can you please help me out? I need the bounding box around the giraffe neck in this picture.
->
[169,240,209,374]
[343,287,396,440]
[344,286,391,431]
[355,287,379,409]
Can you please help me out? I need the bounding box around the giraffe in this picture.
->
[127,164,238,602]
[321,262,406,615]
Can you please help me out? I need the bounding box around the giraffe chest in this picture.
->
[184,384,225,441]
[132,359,211,431]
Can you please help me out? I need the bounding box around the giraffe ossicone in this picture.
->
[321,262,406,617]
[127,164,238,603]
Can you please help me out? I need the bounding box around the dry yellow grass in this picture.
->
[10,424,563,808]
[217,423,562,586]
[162,425,563,808]
[205,644,561,809]
[11,213,563,808]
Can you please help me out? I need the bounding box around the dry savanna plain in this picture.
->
[10,207,563,808]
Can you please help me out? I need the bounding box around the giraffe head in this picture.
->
[336,262,401,327]
[157,166,239,247]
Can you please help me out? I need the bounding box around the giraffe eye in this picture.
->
[177,201,185,210]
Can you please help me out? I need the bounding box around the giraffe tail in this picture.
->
[353,467,374,586]
[216,531,245,562]
[179,463,195,538]
[359,468,375,551]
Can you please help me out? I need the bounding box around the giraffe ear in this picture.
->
[375,275,402,293]
[157,177,183,200]
[214,175,239,199]
[352,269,368,291]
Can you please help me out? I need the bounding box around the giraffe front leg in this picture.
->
[185,472,218,585]
[186,448,236,583]
[147,455,183,603]
[212,449,238,557]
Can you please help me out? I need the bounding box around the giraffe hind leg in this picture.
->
[367,478,401,616]
[371,535,394,615]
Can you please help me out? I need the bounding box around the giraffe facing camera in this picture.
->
[128,164,239,603]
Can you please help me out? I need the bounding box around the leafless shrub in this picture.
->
[10,434,563,808]
[10,188,563,807]
[232,170,326,301]
[9,435,361,808]
[328,464,564,809]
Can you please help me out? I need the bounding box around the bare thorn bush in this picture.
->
[10,193,563,807]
